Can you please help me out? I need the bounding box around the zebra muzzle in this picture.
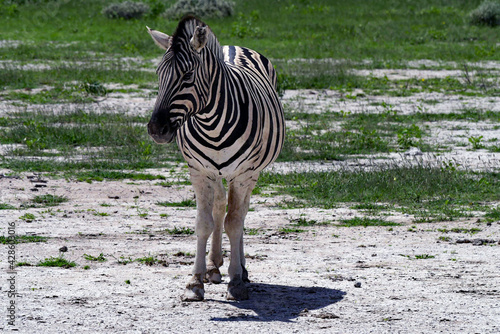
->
[147,119,177,144]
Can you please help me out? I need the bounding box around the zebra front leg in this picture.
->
[206,178,225,284]
[239,234,250,283]
[224,176,257,300]
[182,173,215,302]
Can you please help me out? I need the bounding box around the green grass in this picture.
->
[2,0,500,62]
[339,217,400,227]
[0,235,48,244]
[0,203,16,210]
[0,108,182,172]
[260,166,500,222]
[37,256,77,268]
[157,199,196,208]
[245,228,261,235]
[135,255,160,266]
[0,84,95,104]
[437,227,482,234]
[31,194,68,207]
[83,253,107,262]
[414,254,436,260]
[73,171,167,183]
[165,226,195,235]
[352,203,390,212]
[279,227,306,234]
[16,261,32,267]
[1,0,499,223]
[0,0,499,99]
[0,63,156,90]
[19,213,36,222]
[279,105,474,161]
[485,208,500,221]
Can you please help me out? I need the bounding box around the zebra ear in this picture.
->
[147,26,172,51]
[190,26,208,53]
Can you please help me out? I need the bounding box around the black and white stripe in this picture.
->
[148,17,284,181]
[147,16,285,301]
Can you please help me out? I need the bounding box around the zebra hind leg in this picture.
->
[206,178,225,284]
[224,176,257,300]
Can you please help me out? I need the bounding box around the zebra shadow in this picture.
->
[210,283,346,322]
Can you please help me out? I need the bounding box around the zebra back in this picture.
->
[149,17,285,181]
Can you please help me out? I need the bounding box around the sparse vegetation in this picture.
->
[339,217,400,227]
[165,226,195,235]
[37,256,77,268]
[16,261,32,267]
[279,227,305,234]
[157,199,196,207]
[260,165,499,223]
[0,235,48,244]
[31,194,68,207]
[83,253,107,262]
[414,254,436,259]
[437,227,482,234]
[135,255,167,266]
[0,203,16,210]
[19,213,36,222]
[468,135,485,150]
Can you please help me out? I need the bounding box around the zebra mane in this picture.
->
[172,16,223,60]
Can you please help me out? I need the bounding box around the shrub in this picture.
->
[231,11,262,38]
[163,0,235,19]
[102,1,151,20]
[469,1,500,27]
[144,0,168,17]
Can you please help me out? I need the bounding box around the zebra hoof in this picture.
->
[206,267,222,284]
[226,275,248,301]
[242,266,250,283]
[181,276,204,302]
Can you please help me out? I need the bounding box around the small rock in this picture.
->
[314,312,340,319]
[404,147,423,156]
[354,282,362,288]
[59,246,68,253]
[298,308,309,316]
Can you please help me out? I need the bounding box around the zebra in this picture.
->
[146,16,285,301]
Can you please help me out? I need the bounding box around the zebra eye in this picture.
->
[183,71,194,81]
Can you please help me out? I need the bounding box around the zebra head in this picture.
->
[147,18,213,144]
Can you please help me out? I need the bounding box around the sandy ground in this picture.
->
[1,75,500,332]
[0,172,499,333]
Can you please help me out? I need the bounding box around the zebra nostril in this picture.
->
[160,124,170,135]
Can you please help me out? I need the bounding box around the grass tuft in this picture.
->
[339,217,400,227]
[31,194,68,207]
[37,256,76,268]
[0,235,48,244]
[165,226,195,235]
[157,199,196,207]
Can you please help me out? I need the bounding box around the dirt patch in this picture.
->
[1,170,499,333]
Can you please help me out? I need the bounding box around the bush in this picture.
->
[164,0,235,19]
[102,1,151,20]
[469,1,500,27]
[231,11,262,38]
[144,0,168,17]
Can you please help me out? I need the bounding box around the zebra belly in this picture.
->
[177,134,267,180]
